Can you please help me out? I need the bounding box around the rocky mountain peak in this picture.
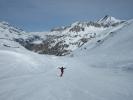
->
[97,15,123,25]
[0,21,25,34]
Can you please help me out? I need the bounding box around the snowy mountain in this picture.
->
[0,21,26,38]
[0,15,126,56]
[0,16,133,100]
[17,15,125,56]
[0,21,27,49]
[72,19,133,68]
[97,15,125,26]
[0,21,45,50]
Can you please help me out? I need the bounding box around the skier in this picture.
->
[58,67,66,77]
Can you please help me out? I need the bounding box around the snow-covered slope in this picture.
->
[0,21,28,49]
[0,21,27,39]
[0,17,133,100]
[73,19,133,70]
[0,21,46,51]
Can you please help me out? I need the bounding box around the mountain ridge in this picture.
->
[0,15,129,56]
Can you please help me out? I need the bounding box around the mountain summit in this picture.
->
[97,15,123,25]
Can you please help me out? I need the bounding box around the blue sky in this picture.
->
[0,0,133,32]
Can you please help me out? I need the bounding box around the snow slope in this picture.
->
[0,48,133,100]
[0,19,133,100]
[73,19,133,70]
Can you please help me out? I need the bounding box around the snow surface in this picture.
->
[0,19,133,100]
